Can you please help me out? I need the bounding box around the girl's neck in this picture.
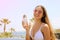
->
[34,19,42,24]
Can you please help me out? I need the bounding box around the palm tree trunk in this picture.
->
[11,29,12,33]
[4,24,6,32]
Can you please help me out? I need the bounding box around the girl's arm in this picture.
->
[22,21,31,40]
[26,30,30,40]
[42,25,51,40]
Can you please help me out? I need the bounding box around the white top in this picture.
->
[29,23,48,40]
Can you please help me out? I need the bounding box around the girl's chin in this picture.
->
[35,17,40,20]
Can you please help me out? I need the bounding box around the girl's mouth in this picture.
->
[35,15,39,17]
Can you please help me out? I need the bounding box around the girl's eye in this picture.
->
[38,11,42,13]
[34,9,43,14]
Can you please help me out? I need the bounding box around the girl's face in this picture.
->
[34,6,43,20]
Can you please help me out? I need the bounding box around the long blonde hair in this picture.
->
[36,5,56,40]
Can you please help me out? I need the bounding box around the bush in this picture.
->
[0,32,13,38]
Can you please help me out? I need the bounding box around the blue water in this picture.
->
[12,31,26,36]
[12,31,26,38]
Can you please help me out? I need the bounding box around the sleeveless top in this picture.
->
[29,23,48,40]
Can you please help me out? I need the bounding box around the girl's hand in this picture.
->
[22,21,30,30]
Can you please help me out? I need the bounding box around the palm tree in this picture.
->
[0,18,10,32]
[0,24,2,26]
[30,18,34,22]
[10,28,15,33]
[30,18,34,24]
[0,20,2,26]
[28,18,34,28]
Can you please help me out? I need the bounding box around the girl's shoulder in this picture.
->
[41,23,49,30]
[41,23,50,33]
[42,23,48,27]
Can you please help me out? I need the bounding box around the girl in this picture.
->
[22,5,55,40]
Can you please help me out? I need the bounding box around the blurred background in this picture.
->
[0,0,60,40]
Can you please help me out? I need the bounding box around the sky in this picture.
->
[0,0,60,32]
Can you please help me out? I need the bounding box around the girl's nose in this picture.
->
[35,11,39,14]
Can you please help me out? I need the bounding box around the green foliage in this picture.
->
[30,18,34,22]
[0,32,13,38]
